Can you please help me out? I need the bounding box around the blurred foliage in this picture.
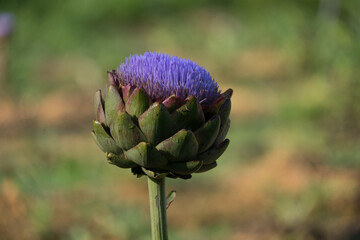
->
[0,0,360,239]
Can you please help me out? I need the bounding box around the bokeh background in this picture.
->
[1,0,360,239]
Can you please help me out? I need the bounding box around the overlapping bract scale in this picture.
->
[92,72,232,179]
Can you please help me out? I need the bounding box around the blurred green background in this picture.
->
[0,0,359,239]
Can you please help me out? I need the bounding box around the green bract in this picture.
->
[92,72,232,179]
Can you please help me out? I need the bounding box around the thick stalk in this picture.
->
[147,176,168,240]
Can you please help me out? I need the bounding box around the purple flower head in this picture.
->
[116,52,221,104]
[0,13,15,38]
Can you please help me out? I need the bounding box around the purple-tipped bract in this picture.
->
[117,52,220,104]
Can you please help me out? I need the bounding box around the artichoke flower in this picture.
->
[92,52,232,179]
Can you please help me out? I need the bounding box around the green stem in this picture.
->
[147,176,168,240]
